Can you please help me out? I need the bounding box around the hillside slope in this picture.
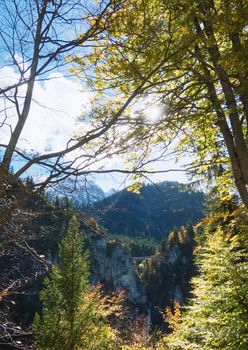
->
[91,181,204,239]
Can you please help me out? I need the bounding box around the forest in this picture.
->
[0,0,248,349]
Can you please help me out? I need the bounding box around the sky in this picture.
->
[0,67,92,154]
[0,67,189,192]
[0,1,191,193]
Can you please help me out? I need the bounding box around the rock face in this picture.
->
[162,243,192,303]
[0,209,147,329]
[0,196,196,338]
[90,235,147,305]
[138,237,195,328]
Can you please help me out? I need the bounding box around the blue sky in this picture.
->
[0,1,191,192]
[0,65,189,192]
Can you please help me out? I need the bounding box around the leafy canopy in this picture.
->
[73,0,248,207]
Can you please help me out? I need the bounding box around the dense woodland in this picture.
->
[1,0,248,349]
[92,182,204,240]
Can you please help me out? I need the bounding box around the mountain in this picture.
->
[0,188,198,347]
[47,178,105,209]
[0,202,147,338]
[90,181,204,240]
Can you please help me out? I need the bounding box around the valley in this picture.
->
[0,181,203,348]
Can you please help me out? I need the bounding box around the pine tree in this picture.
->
[26,176,34,189]
[33,216,116,350]
[162,210,248,350]
[55,195,61,209]
[165,301,182,333]
[64,196,73,212]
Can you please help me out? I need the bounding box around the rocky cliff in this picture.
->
[0,207,147,331]
[137,226,196,328]
[0,195,197,348]
[90,235,147,305]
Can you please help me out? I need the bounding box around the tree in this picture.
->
[165,301,182,333]
[64,196,73,212]
[33,215,116,350]
[161,209,248,350]
[0,0,138,226]
[55,195,61,209]
[80,0,248,208]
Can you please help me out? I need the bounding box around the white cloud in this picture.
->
[22,74,94,153]
[0,68,94,154]
[0,68,189,190]
[0,66,20,87]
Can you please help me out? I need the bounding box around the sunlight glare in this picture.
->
[144,104,163,122]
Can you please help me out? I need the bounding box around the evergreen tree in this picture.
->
[33,216,115,350]
[64,196,73,212]
[162,210,248,350]
[26,176,35,190]
[55,195,61,209]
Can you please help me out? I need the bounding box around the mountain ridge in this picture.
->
[90,181,204,240]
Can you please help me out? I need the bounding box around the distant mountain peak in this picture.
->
[47,178,105,209]
[90,181,204,240]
